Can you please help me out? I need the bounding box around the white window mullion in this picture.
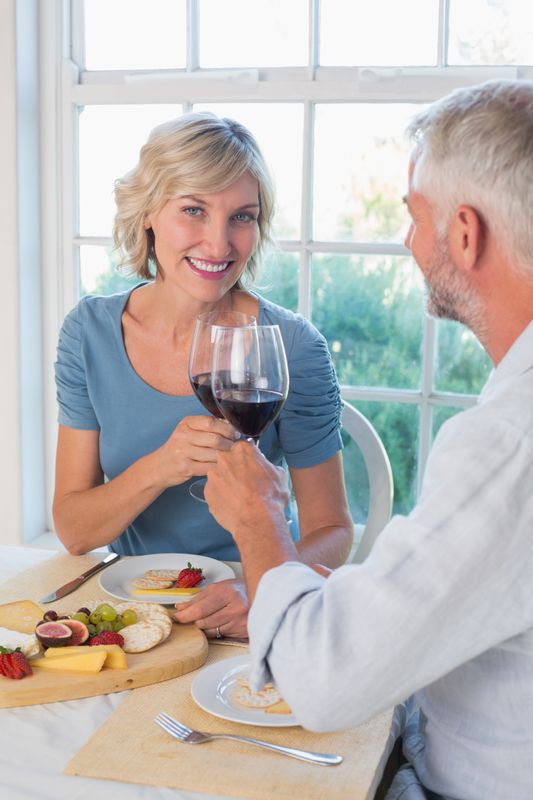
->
[298,100,314,320]
[417,312,438,494]
[41,0,66,535]
[308,0,320,79]
[61,58,81,314]
[437,0,451,68]
[70,0,85,69]
[186,0,199,72]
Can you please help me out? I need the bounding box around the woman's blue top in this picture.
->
[54,287,342,560]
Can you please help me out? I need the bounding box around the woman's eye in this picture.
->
[183,207,203,217]
[233,213,257,223]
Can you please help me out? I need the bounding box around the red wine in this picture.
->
[215,389,285,439]
[191,372,225,419]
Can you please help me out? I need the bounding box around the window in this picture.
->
[39,0,532,537]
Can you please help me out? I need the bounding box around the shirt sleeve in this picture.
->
[278,318,343,468]
[54,301,100,430]
[248,410,533,731]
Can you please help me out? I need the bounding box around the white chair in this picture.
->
[341,402,394,563]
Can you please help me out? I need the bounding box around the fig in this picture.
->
[35,621,73,648]
[61,619,89,646]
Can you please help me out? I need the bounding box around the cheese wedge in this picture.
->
[131,587,201,596]
[32,650,107,673]
[0,627,40,658]
[43,644,128,669]
[0,600,44,634]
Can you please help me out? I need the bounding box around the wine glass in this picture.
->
[211,324,289,445]
[188,310,256,501]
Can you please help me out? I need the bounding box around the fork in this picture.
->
[154,712,343,766]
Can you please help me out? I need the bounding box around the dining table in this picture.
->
[0,544,397,800]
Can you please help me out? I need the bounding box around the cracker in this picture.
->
[144,569,181,581]
[115,601,167,617]
[232,678,283,709]
[120,621,164,653]
[115,601,172,634]
[147,615,172,640]
[264,699,292,715]
[132,577,173,590]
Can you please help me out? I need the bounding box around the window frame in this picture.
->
[36,0,533,541]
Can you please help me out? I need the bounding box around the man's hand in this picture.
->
[204,441,290,542]
[172,578,249,639]
[205,441,298,604]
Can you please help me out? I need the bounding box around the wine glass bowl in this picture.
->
[211,324,289,444]
[188,309,256,501]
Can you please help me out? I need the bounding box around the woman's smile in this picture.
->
[185,256,234,279]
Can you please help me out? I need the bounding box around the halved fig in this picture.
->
[35,621,73,648]
[61,619,89,646]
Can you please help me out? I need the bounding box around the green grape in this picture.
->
[71,612,89,624]
[87,623,97,636]
[95,603,114,615]
[112,619,125,632]
[89,611,102,625]
[96,620,113,633]
[121,609,138,626]
[100,606,117,622]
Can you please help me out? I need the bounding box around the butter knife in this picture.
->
[39,553,121,604]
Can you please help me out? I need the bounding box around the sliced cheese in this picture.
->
[0,600,44,634]
[131,587,201,596]
[32,650,107,673]
[44,644,128,669]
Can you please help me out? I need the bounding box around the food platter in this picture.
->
[99,554,235,604]
[0,597,208,709]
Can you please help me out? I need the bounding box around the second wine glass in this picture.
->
[211,324,289,445]
[188,309,256,502]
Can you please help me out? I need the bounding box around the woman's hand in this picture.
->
[171,578,249,639]
[154,415,238,489]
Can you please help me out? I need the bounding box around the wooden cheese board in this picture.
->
[0,554,209,709]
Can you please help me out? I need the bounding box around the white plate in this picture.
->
[98,553,235,605]
[191,654,298,727]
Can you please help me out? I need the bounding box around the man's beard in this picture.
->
[425,238,486,336]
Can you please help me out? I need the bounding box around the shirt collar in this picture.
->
[479,320,533,402]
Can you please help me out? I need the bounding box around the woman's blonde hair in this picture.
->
[113,112,276,284]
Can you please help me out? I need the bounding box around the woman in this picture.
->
[53,112,353,639]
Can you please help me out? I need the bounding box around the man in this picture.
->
[204,80,533,799]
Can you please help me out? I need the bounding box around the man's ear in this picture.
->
[448,204,485,272]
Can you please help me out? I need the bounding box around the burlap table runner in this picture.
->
[1,553,394,798]
[65,642,393,800]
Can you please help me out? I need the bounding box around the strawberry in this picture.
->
[8,651,32,678]
[175,562,204,589]
[0,648,32,679]
[0,654,14,678]
[89,631,124,648]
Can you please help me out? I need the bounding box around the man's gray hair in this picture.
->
[406,79,533,277]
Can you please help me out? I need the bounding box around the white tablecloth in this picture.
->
[0,545,239,800]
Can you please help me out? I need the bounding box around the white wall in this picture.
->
[0,0,46,545]
[0,0,23,544]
